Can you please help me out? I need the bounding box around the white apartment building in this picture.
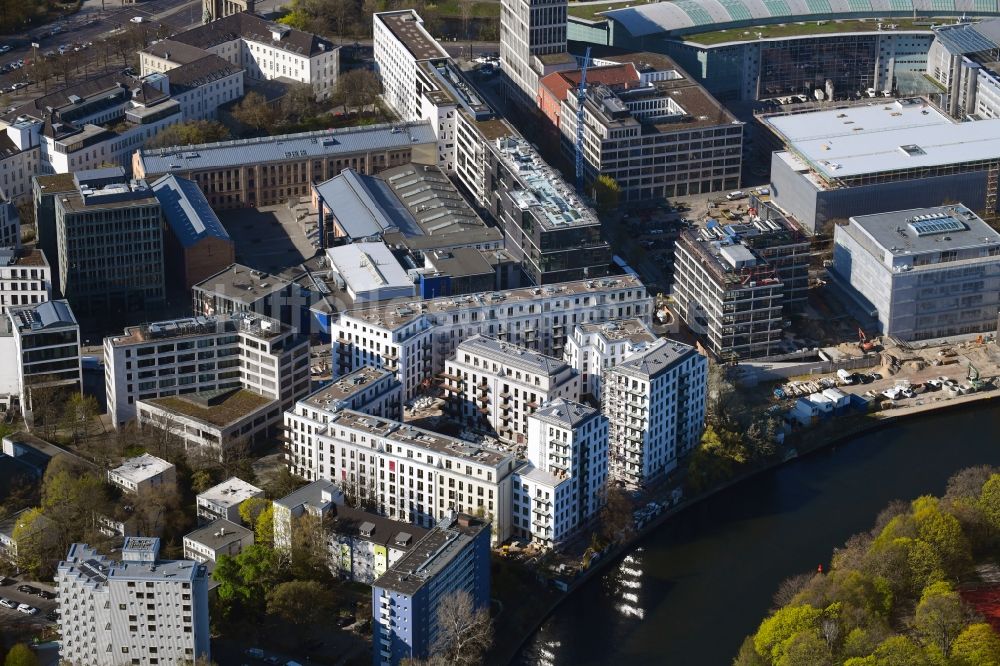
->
[0,300,81,420]
[332,275,653,401]
[0,122,40,204]
[272,479,343,551]
[512,398,608,547]
[108,453,177,495]
[286,408,516,543]
[155,56,245,122]
[156,13,340,100]
[603,338,708,487]
[500,0,572,104]
[104,312,309,427]
[182,519,254,563]
[0,248,50,312]
[56,537,210,666]
[444,335,580,445]
[564,318,657,398]
[196,476,264,524]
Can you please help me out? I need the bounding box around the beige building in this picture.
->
[202,0,253,23]
[133,122,438,210]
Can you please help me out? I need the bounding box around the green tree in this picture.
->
[255,503,275,547]
[190,469,216,494]
[145,120,230,148]
[910,495,971,574]
[231,92,278,133]
[950,622,1000,666]
[845,635,932,666]
[266,580,335,625]
[10,508,53,579]
[914,581,965,658]
[734,636,768,666]
[213,544,284,620]
[775,630,832,666]
[753,605,823,664]
[41,467,110,553]
[265,467,309,499]
[239,497,271,527]
[60,392,100,445]
[3,644,39,666]
[979,474,1000,531]
[592,175,620,215]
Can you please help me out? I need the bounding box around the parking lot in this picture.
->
[0,579,58,629]
[220,204,318,274]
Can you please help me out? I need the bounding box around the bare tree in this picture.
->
[598,482,635,545]
[432,590,493,666]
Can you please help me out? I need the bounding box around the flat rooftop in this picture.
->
[331,410,512,468]
[137,121,436,174]
[193,264,294,303]
[184,519,253,551]
[273,478,340,511]
[377,10,449,61]
[374,514,487,596]
[109,453,173,484]
[302,366,396,410]
[60,542,206,586]
[198,476,263,508]
[143,389,274,428]
[326,241,412,295]
[0,247,47,268]
[109,312,289,346]
[455,334,570,377]
[847,204,1000,257]
[8,300,77,332]
[762,99,1000,180]
[494,135,601,231]
[340,274,646,330]
[576,318,656,345]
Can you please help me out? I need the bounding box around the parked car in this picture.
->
[0,597,16,608]
[45,609,59,621]
[0,577,14,586]
[36,590,55,599]
[17,603,37,615]
[130,16,145,23]
[0,45,11,54]
[17,585,39,594]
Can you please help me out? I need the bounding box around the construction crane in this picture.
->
[575,46,592,193]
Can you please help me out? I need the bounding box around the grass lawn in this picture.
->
[431,0,502,18]
[683,18,934,44]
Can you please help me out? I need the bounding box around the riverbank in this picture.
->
[498,386,1000,665]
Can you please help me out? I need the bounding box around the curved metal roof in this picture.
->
[604,0,1000,36]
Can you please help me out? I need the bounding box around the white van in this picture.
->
[725,191,746,201]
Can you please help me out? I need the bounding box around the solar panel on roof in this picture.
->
[805,0,833,12]
[889,0,912,11]
[847,0,872,10]
[676,0,715,24]
[762,0,792,16]
[718,0,754,21]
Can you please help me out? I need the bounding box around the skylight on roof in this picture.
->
[899,144,926,156]
[907,214,966,237]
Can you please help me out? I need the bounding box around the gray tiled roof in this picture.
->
[137,121,436,174]
[171,13,336,57]
[456,334,570,376]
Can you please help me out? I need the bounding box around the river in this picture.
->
[516,404,1000,666]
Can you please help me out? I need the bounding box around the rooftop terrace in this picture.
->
[302,366,396,411]
[144,389,274,428]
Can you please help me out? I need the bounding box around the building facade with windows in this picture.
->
[331,275,652,401]
[328,504,429,584]
[831,204,1000,341]
[564,318,657,399]
[56,537,210,666]
[285,408,516,543]
[0,248,50,313]
[104,313,309,427]
[372,514,490,666]
[603,338,707,487]
[196,476,264,524]
[443,335,580,445]
[512,399,608,547]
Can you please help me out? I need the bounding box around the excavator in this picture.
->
[858,328,878,353]
[968,363,985,391]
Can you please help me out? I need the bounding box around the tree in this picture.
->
[290,513,332,580]
[333,69,382,115]
[213,544,284,620]
[265,467,308,499]
[432,590,493,666]
[41,467,110,554]
[231,92,278,133]
[281,83,320,121]
[145,120,230,148]
[61,392,100,446]
[3,644,39,666]
[239,497,271,527]
[753,604,822,664]
[945,466,996,503]
[950,623,1000,666]
[914,581,965,658]
[11,508,54,579]
[191,469,216,494]
[266,580,335,625]
[591,175,620,216]
[255,503,274,547]
[910,495,971,575]
[979,474,1000,532]
[598,482,634,545]
[776,630,833,666]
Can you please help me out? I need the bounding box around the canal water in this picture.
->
[516,404,1000,666]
